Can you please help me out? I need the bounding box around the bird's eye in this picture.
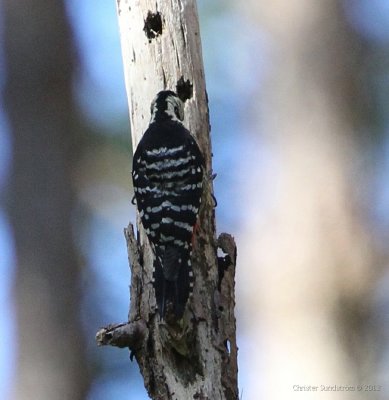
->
[174,106,179,116]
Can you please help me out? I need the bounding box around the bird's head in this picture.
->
[150,90,185,123]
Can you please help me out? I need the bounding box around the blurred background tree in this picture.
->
[3,0,89,399]
[237,1,387,399]
[1,0,389,399]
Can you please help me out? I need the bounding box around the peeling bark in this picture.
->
[96,1,238,399]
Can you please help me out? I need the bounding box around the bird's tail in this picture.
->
[154,246,193,319]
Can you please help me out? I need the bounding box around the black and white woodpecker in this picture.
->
[132,90,204,319]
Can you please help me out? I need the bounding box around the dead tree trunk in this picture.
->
[96,1,238,399]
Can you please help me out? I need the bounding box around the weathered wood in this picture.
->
[117,0,211,166]
[119,224,238,399]
[97,1,239,399]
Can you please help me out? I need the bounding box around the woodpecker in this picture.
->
[132,90,204,319]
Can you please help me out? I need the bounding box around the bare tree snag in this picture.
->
[96,1,238,399]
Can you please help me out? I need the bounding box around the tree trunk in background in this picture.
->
[3,1,89,399]
[110,0,238,398]
[238,1,380,399]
